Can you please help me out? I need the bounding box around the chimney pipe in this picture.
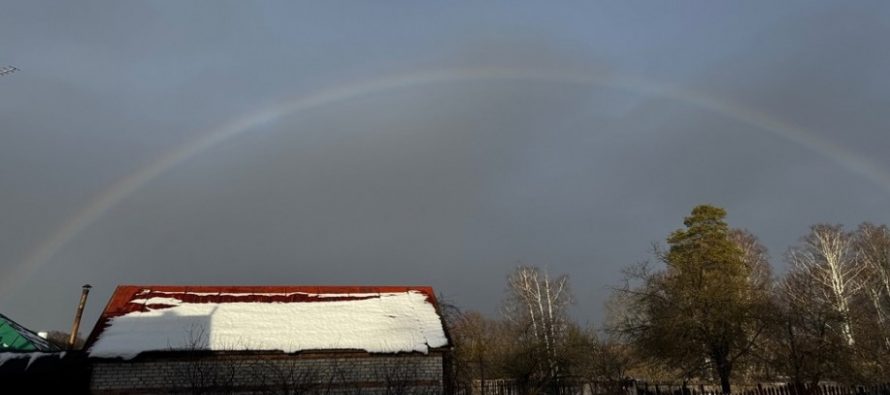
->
[68,284,92,350]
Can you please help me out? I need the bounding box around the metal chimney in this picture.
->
[68,284,92,350]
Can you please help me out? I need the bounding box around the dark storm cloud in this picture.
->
[1,1,889,332]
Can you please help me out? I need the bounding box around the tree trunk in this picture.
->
[479,357,485,395]
[714,354,732,395]
[719,373,731,395]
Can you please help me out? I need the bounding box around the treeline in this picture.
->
[446,205,890,394]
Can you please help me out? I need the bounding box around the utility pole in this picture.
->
[0,65,18,77]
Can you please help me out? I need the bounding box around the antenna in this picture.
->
[0,66,18,77]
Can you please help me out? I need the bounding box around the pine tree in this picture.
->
[615,205,770,394]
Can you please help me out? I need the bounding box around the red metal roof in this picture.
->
[84,285,442,352]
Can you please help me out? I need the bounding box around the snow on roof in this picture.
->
[0,352,65,369]
[85,286,450,359]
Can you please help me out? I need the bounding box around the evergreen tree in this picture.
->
[615,205,770,394]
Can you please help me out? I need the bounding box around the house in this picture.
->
[0,313,58,352]
[84,285,453,394]
[0,314,85,393]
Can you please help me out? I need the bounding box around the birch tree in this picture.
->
[503,265,572,380]
[850,223,890,380]
[771,267,854,388]
[786,224,864,347]
[854,223,890,347]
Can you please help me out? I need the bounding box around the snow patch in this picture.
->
[129,297,183,305]
[90,291,448,359]
[311,293,404,298]
[0,353,28,367]
[136,290,403,298]
[0,352,64,368]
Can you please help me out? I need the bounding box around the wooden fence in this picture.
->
[633,382,890,395]
[456,380,890,395]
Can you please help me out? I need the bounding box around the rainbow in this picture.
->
[3,67,888,300]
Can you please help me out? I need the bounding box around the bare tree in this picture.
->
[786,224,864,347]
[558,322,632,395]
[43,330,84,350]
[770,268,854,389]
[450,311,503,393]
[730,229,772,291]
[503,265,572,382]
[854,223,890,348]
[848,223,890,381]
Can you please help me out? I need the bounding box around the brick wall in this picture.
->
[90,352,445,394]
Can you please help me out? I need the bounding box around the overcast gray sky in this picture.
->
[2,1,889,333]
